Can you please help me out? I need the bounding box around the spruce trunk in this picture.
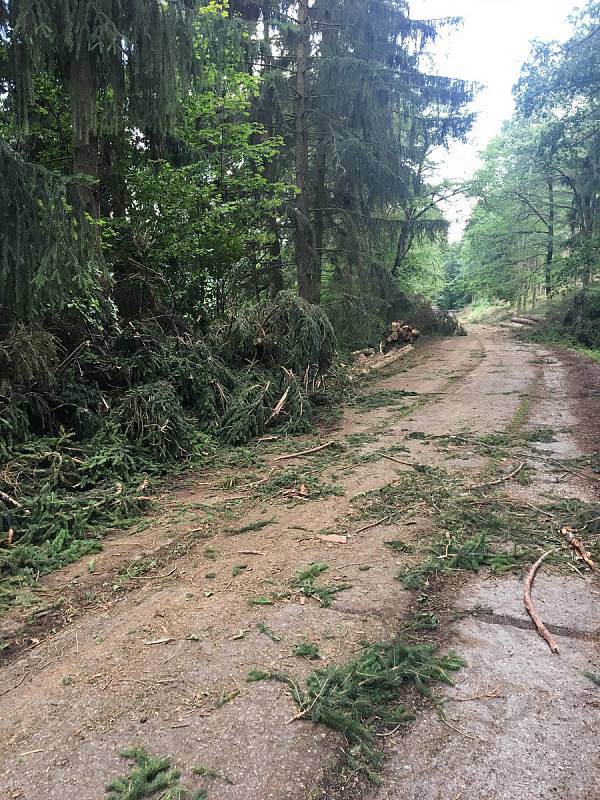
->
[294,0,319,304]
[545,179,554,296]
[71,55,99,218]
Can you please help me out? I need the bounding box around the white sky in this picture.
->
[409,0,581,239]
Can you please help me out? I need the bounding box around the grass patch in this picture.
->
[247,638,464,782]
[248,595,274,606]
[253,468,344,501]
[115,558,157,587]
[522,427,556,444]
[350,443,410,466]
[345,432,379,447]
[384,540,413,553]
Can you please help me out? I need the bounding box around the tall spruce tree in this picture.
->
[232,1,474,305]
[2,0,197,215]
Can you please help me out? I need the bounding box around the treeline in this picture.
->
[1,0,474,346]
[453,1,599,317]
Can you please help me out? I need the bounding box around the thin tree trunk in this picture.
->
[266,209,284,297]
[260,6,284,298]
[294,0,319,304]
[545,179,554,296]
[313,133,327,282]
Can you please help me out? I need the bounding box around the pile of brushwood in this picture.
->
[0,292,340,606]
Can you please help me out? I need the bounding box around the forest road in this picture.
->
[0,324,598,800]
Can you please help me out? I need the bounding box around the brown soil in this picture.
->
[1,325,599,800]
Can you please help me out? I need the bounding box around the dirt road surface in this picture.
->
[1,325,599,800]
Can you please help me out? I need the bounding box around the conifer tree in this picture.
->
[2,0,197,215]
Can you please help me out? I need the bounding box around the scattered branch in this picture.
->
[523,550,559,654]
[467,462,525,491]
[274,441,336,461]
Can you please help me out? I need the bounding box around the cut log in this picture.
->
[354,344,414,375]
[511,316,542,326]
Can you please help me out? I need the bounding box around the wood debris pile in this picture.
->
[350,320,420,375]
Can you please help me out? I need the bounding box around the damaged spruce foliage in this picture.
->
[351,458,600,589]
[0,293,340,608]
[247,638,464,783]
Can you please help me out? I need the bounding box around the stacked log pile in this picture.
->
[351,320,420,375]
[381,320,421,350]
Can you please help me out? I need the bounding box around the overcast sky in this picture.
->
[408,0,581,238]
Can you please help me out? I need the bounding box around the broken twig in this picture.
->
[561,527,597,572]
[352,516,391,536]
[467,462,525,491]
[274,441,336,461]
[0,489,21,508]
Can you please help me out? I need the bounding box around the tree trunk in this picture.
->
[393,221,414,277]
[71,54,99,218]
[266,209,284,298]
[313,133,328,281]
[545,179,554,296]
[293,0,319,304]
[99,135,126,218]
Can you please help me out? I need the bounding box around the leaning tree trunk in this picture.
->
[293,0,319,304]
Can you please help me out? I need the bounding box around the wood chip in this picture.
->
[143,637,174,646]
[317,534,347,544]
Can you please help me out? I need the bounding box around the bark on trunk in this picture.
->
[393,221,413,277]
[313,133,328,281]
[545,179,554,296]
[293,0,319,304]
[71,56,99,218]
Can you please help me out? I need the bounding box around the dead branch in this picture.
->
[267,387,290,422]
[381,454,419,470]
[561,527,597,571]
[274,441,336,461]
[55,339,91,376]
[523,550,559,654]
[467,462,525,491]
[0,489,21,508]
[352,516,391,536]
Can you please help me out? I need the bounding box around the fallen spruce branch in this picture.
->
[561,527,597,572]
[466,462,525,491]
[523,549,559,654]
[0,489,21,508]
[274,441,336,461]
